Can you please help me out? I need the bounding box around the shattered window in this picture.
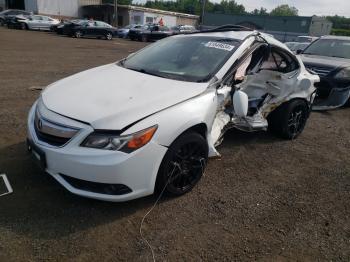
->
[261,49,298,73]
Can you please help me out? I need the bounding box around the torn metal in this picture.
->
[208,55,319,157]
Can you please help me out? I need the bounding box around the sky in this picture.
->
[134,0,350,17]
[235,0,350,17]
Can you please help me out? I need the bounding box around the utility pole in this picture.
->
[201,0,206,27]
[113,0,118,27]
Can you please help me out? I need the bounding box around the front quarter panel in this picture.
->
[122,88,218,148]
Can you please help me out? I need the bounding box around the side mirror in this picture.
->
[233,90,248,117]
[296,49,303,55]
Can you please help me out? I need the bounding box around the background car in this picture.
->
[6,14,31,29]
[129,23,173,42]
[67,20,117,40]
[0,9,31,26]
[171,25,198,34]
[300,35,350,110]
[17,15,60,31]
[117,24,143,38]
[50,19,85,35]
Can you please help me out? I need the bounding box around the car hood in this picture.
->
[42,64,208,130]
[300,54,350,71]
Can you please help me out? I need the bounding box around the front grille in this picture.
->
[60,174,132,195]
[307,66,332,77]
[34,109,80,147]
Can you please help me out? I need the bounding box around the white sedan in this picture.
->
[27,26,319,202]
[18,15,59,30]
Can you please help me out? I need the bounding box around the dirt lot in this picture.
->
[0,27,349,261]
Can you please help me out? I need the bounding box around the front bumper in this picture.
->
[313,77,350,110]
[27,103,167,202]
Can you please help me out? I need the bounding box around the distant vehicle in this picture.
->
[17,15,60,31]
[50,19,85,35]
[285,42,310,53]
[6,14,31,29]
[129,24,173,42]
[117,24,143,38]
[0,9,31,26]
[66,20,117,40]
[297,36,318,43]
[300,35,350,110]
[171,25,197,34]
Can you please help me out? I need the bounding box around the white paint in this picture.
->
[28,31,319,202]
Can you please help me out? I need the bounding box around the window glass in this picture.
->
[261,49,298,73]
[303,39,350,59]
[122,36,241,82]
[146,17,153,23]
[33,16,42,20]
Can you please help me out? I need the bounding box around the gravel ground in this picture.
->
[0,27,349,261]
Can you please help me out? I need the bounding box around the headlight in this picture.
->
[81,125,157,153]
[334,67,350,80]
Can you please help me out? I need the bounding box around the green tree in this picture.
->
[270,4,298,16]
[251,7,268,15]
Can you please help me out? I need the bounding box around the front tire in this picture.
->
[74,30,82,38]
[268,99,309,139]
[156,132,208,196]
[105,32,113,40]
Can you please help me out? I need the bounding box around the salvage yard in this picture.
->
[0,27,349,261]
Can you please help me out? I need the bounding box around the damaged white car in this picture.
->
[27,26,319,202]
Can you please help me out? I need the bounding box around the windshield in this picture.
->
[303,39,350,59]
[121,36,241,82]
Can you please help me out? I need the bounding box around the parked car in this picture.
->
[6,14,31,29]
[0,9,31,26]
[171,25,198,34]
[27,25,319,202]
[300,35,350,110]
[129,24,173,42]
[50,19,85,35]
[117,24,143,38]
[66,20,117,40]
[285,42,310,54]
[17,15,60,31]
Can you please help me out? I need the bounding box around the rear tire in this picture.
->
[141,34,148,42]
[21,23,28,30]
[156,132,208,197]
[267,99,309,140]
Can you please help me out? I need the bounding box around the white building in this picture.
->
[5,0,198,27]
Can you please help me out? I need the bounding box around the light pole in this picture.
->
[113,0,118,27]
[201,0,206,26]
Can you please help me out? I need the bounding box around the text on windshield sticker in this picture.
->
[205,42,235,51]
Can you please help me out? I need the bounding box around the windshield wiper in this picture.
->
[127,67,166,78]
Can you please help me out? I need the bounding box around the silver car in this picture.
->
[18,15,60,31]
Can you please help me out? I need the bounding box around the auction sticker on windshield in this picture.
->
[205,41,235,51]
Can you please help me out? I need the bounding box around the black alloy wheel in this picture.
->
[156,132,208,196]
[268,99,309,139]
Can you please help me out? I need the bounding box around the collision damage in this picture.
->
[27,26,319,201]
